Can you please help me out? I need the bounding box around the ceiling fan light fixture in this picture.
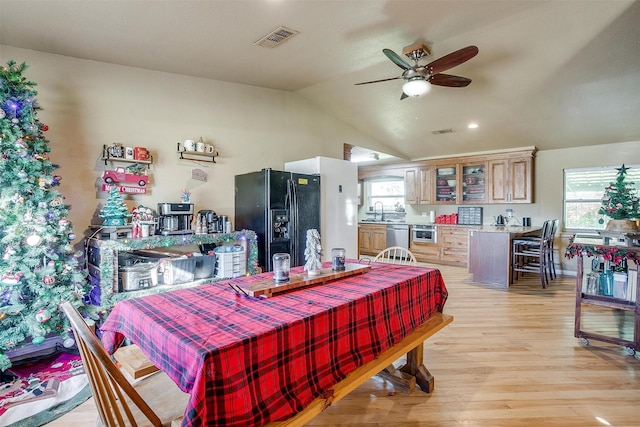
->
[402,79,430,97]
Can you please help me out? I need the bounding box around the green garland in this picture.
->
[565,235,640,265]
[91,230,258,311]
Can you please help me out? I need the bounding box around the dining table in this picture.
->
[100,261,449,427]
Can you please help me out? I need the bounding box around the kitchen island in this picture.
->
[468,226,542,286]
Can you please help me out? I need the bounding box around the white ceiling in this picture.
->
[1,0,639,161]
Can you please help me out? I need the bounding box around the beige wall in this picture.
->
[1,46,380,243]
[2,46,638,267]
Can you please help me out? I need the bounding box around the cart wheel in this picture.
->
[579,337,589,346]
[623,346,636,356]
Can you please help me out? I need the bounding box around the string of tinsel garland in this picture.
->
[565,236,640,265]
[94,230,258,310]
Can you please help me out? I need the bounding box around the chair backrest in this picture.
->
[373,246,418,266]
[60,301,163,427]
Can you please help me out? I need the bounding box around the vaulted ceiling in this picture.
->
[1,0,639,162]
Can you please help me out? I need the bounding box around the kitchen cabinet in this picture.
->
[85,231,258,311]
[358,149,535,205]
[404,166,432,205]
[460,162,487,204]
[434,165,457,204]
[410,240,441,264]
[358,223,386,256]
[487,156,533,203]
[438,226,469,267]
[410,226,469,267]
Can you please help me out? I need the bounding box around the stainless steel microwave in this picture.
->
[412,224,437,243]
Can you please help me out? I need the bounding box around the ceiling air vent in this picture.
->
[431,128,455,135]
[255,26,299,48]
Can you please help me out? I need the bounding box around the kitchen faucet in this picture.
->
[374,201,385,221]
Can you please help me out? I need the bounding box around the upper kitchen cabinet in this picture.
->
[434,165,457,204]
[487,152,534,203]
[404,166,432,205]
[460,162,487,204]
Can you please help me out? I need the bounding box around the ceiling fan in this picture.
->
[355,43,479,99]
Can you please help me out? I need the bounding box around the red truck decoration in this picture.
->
[102,167,148,186]
[101,167,149,194]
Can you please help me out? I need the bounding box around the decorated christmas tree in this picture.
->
[100,187,131,226]
[598,164,640,221]
[304,229,323,275]
[0,61,89,370]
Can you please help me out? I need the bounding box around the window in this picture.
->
[564,164,640,230]
[368,178,405,212]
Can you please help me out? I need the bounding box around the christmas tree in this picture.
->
[598,164,640,220]
[0,61,89,370]
[304,229,323,274]
[100,187,131,226]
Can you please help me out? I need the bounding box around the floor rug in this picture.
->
[0,351,91,427]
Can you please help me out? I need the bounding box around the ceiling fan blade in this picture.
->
[429,74,472,87]
[383,48,411,71]
[426,45,479,74]
[355,76,402,85]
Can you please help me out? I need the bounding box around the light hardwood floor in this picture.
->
[48,265,640,426]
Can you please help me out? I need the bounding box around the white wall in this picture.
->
[1,46,380,244]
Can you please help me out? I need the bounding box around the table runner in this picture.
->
[100,262,448,426]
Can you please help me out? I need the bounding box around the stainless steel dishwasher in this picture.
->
[386,224,410,249]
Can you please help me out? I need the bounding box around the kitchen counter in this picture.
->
[468,226,542,286]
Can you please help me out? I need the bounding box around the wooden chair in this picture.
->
[373,246,418,266]
[60,301,188,427]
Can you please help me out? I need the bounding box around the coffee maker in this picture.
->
[156,203,194,235]
[197,210,220,234]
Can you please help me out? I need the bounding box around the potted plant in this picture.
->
[598,164,640,232]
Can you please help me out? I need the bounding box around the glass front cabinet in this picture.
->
[434,165,457,204]
[460,162,486,204]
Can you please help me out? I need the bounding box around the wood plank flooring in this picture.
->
[47,265,640,426]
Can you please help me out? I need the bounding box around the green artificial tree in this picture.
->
[598,164,640,222]
[0,61,90,370]
[100,187,131,226]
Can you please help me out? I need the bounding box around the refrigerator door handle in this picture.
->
[289,179,298,265]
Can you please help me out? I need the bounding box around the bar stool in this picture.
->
[512,220,556,288]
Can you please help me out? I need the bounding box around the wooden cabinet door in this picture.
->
[418,167,432,204]
[487,159,508,203]
[509,157,532,203]
[404,168,418,204]
[438,227,469,267]
[372,227,387,252]
[358,226,372,254]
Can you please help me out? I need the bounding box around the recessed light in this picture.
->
[468,123,478,129]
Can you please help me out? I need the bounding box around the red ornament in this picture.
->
[42,124,49,131]
[43,275,55,285]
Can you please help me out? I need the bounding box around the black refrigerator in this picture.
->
[234,168,321,272]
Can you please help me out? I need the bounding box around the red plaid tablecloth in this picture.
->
[100,262,448,426]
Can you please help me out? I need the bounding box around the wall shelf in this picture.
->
[177,143,218,163]
[102,144,153,168]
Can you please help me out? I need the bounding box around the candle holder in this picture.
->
[331,248,346,271]
[272,253,290,283]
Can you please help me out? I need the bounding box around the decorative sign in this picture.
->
[102,184,148,195]
[192,168,207,182]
